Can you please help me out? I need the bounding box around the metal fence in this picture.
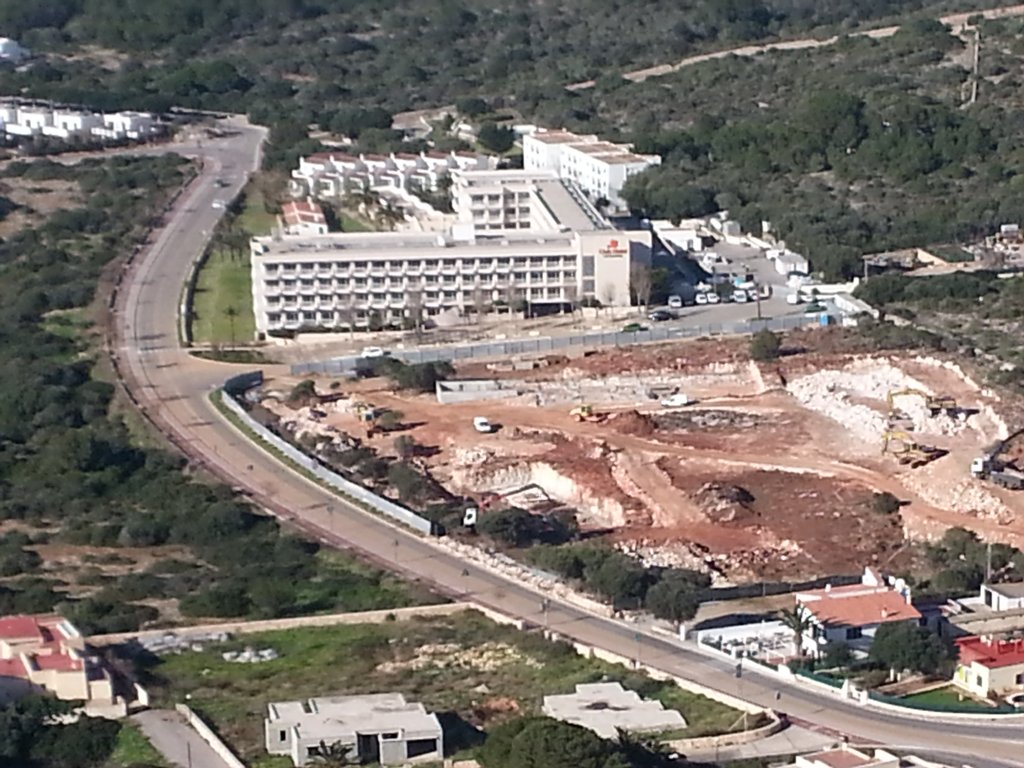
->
[291,313,824,376]
[218,385,437,536]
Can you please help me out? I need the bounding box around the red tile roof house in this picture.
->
[0,614,123,715]
[953,635,1024,698]
[280,199,328,236]
[795,568,922,658]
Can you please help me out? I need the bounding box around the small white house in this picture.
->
[43,111,104,139]
[980,582,1024,612]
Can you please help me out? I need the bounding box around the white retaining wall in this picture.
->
[219,391,434,534]
[175,704,246,768]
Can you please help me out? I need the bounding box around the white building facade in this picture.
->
[250,227,647,337]
[0,103,160,142]
[522,128,660,209]
[291,150,495,199]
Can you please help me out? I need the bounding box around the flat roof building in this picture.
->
[265,693,443,767]
[523,128,661,210]
[250,225,649,337]
[542,683,686,738]
[253,165,650,338]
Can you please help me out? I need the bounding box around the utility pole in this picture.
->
[986,540,993,582]
[541,598,550,633]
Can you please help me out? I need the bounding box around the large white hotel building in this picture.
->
[250,169,651,338]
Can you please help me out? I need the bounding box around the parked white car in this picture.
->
[695,292,709,305]
[706,292,721,304]
[732,290,749,303]
[473,416,494,433]
[360,346,388,358]
[667,295,683,309]
[660,393,691,408]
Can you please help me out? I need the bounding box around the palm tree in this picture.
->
[224,305,239,348]
[308,740,353,768]
[777,604,814,658]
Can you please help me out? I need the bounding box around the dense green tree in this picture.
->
[480,717,629,768]
[869,621,948,675]
[749,329,781,362]
[478,122,515,153]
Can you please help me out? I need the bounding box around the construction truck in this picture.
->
[971,454,1024,490]
[886,388,959,418]
[569,404,608,423]
[881,430,945,468]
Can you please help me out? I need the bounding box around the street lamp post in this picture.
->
[634,632,642,668]
[540,598,550,634]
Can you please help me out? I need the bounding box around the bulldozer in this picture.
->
[881,430,945,468]
[886,388,959,418]
[569,404,608,423]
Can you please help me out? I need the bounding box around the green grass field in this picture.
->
[191,248,254,345]
[900,684,994,711]
[189,184,273,346]
[105,723,168,767]
[146,612,750,763]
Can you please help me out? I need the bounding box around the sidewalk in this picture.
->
[133,709,235,768]
[685,725,837,762]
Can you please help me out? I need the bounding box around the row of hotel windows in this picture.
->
[265,286,568,306]
[263,257,569,273]
[264,272,577,290]
[468,192,532,204]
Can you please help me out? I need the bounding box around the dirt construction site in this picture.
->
[262,331,1024,583]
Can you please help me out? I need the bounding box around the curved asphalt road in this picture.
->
[110,121,1024,766]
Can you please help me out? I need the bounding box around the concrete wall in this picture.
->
[219,389,435,535]
[88,602,469,645]
[435,379,519,405]
[176,703,247,768]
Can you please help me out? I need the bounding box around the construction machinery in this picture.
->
[881,430,945,468]
[971,454,1024,490]
[886,388,959,418]
[569,404,608,423]
[971,431,1024,490]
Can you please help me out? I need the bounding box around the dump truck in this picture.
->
[971,455,1024,490]
[886,388,959,418]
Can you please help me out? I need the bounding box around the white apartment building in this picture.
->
[0,103,160,141]
[450,169,610,233]
[291,150,495,200]
[522,128,661,210]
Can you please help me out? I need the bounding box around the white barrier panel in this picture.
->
[219,390,435,535]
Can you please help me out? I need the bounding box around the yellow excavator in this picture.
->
[569,404,608,424]
[886,388,958,417]
[881,430,945,468]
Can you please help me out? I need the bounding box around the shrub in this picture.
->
[871,492,901,515]
[749,329,781,361]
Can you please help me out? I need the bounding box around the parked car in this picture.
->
[667,295,683,309]
[786,293,803,305]
[211,199,225,209]
[660,393,691,408]
[473,416,494,434]
[804,302,827,313]
[706,292,721,304]
[732,289,749,303]
[648,309,673,322]
[360,346,389,358]
[622,322,649,333]
[695,292,709,305]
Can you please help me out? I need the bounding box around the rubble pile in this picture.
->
[695,482,757,523]
[609,410,656,437]
[787,360,973,443]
